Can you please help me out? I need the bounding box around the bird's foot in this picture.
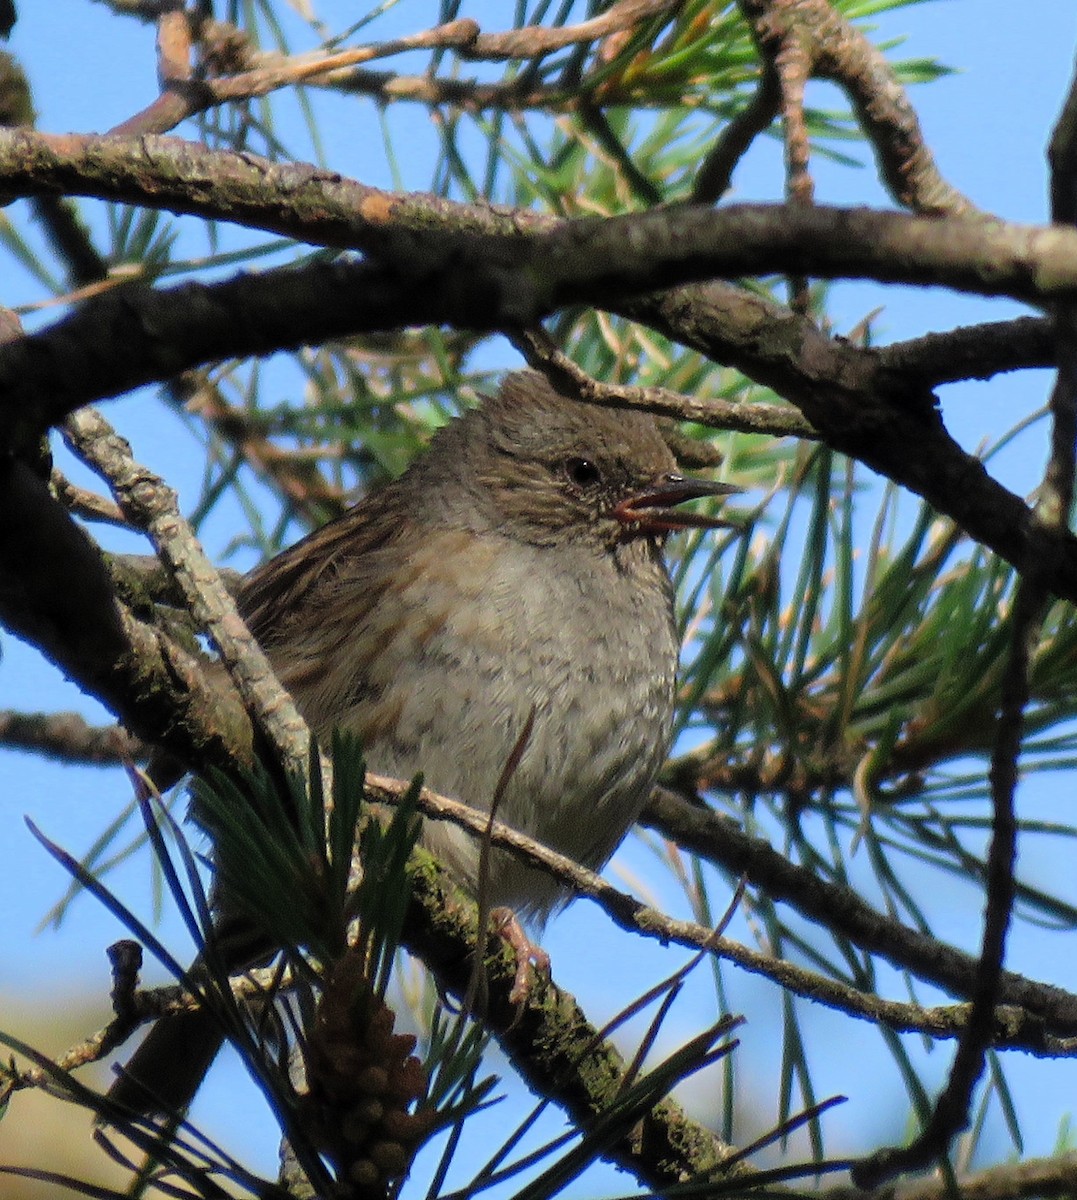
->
[490,906,550,1005]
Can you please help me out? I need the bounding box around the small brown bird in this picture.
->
[110,369,736,1114]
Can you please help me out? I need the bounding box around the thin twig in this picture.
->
[0,709,139,765]
[105,3,684,136]
[513,327,817,438]
[643,788,1077,1036]
[878,317,1054,385]
[828,1153,1077,1200]
[62,406,313,782]
[364,771,1077,1050]
[737,0,976,216]
[50,470,129,527]
[691,64,781,204]
[6,961,295,1095]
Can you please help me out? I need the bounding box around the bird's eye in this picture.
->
[564,457,602,487]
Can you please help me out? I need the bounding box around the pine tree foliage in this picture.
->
[2,2,1077,1199]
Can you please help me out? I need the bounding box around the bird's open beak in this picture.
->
[614,474,742,535]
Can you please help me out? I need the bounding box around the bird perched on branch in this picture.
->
[110,369,737,1116]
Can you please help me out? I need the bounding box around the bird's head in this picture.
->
[424,371,738,552]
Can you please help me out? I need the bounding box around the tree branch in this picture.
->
[738,0,975,215]
[2,131,1077,308]
[0,710,139,765]
[643,788,1077,1035]
[1,258,1075,618]
[0,460,254,775]
[64,406,312,780]
[828,1153,1077,1200]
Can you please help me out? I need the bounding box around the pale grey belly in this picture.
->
[359,588,677,916]
[294,537,679,917]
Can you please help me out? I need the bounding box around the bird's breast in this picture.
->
[277,527,680,913]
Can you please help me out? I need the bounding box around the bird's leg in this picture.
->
[490,907,551,1005]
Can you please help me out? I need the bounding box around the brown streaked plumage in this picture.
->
[110,369,737,1117]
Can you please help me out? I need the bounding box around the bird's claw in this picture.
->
[491,906,551,1005]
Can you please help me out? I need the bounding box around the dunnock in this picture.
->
[110,370,736,1114]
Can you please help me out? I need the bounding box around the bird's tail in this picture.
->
[107,1006,226,1118]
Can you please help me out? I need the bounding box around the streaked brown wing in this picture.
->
[238,483,408,644]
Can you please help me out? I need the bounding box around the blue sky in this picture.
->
[2,0,1077,1192]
